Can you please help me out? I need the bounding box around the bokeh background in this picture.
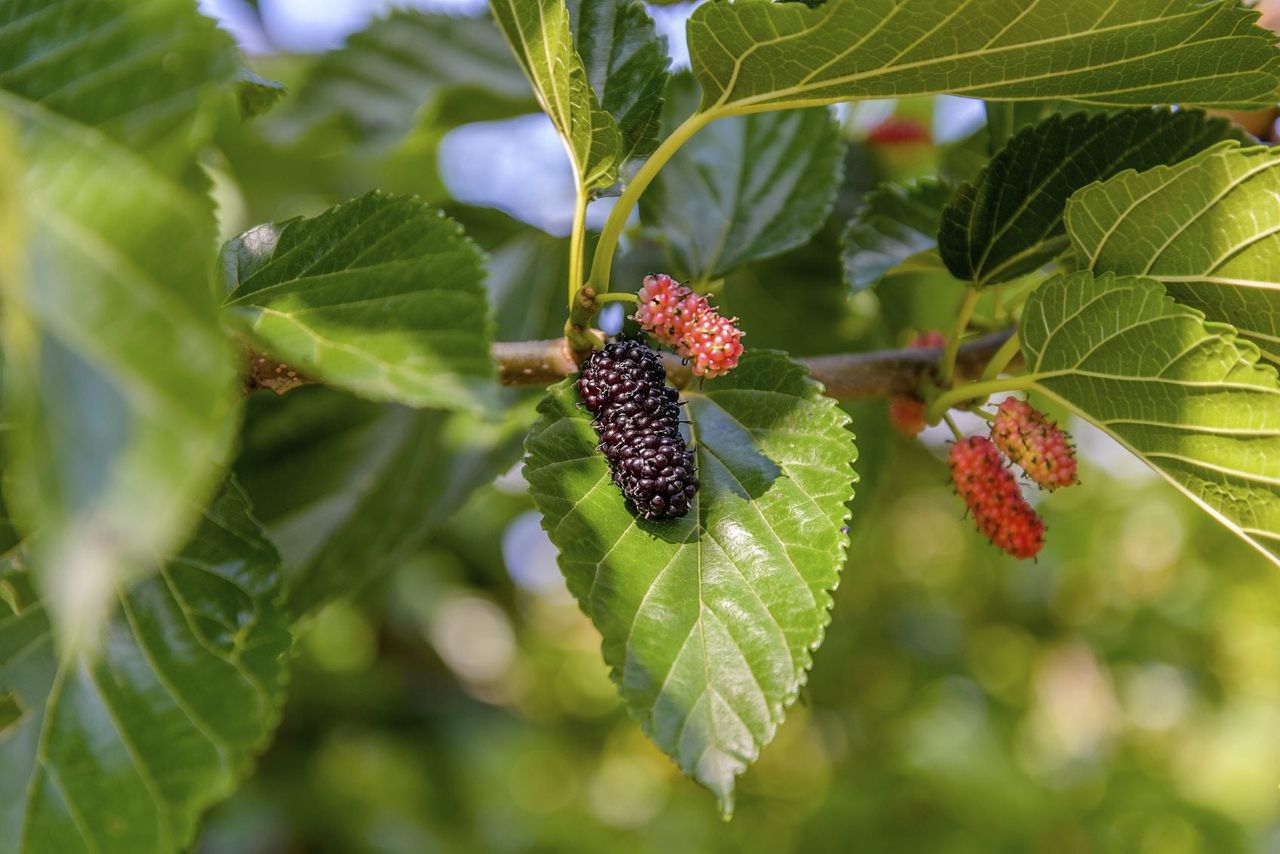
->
[197,1,1280,851]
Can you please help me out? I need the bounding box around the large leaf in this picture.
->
[687,0,1280,116]
[842,178,950,293]
[235,387,536,617]
[524,351,856,814]
[221,192,498,413]
[569,0,670,168]
[1066,142,1280,362]
[267,11,533,146]
[0,3,242,637]
[641,74,845,280]
[1019,272,1280,566]
[0,0,239,179]
[940,109,1239,285]
[0,483,291,853]
[489,0,622,194]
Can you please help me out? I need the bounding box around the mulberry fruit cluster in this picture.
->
[633,273,744,378]
[888,330,947,436]
[577,339,698,521]
[948,437,1045,560]
[991,397,1078,491]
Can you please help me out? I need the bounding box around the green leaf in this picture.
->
[221,192,498,413]
[236,70,286,120]
[524,351,856,814]
[0,482,291,853]
[236,387,536,617]
[487,232,573,340]
[940,109,1240,286]
[0,0,239,179]
[842,178,950,293]
[490,0,622,194]
[1020,272,1280,566]
[268,10,534,146]
[687,0,1280,117]
[1066,142,1280,362]
[569,0,670,168]
[983,100,1113,153]
[0,20,242,636]
[641,73,845,280]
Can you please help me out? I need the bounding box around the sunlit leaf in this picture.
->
[490,0,622,193]
[524,351,856,814]
[0,483,291,853]
[941,109,1239,285]
[642,74,844,280]
[1020,272,1280,566]
[1067,142,1280,362]
[687,0,1280,116]
[0,0,243,638]
[221,192,498,413]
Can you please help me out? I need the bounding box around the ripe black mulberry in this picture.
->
[576,340,698,521]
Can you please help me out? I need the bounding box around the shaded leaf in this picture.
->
[221,192,498,413]
[1067,142,1280,362]
[642,74,845,280]
[0,482,291,853]
[524,351,856,814]
[687,0,1280,117]
[940,109,1239,286]
[569,0,670,168]
[1020,272,1280,566]
[267,11,533,147]
[843,178,950,293]
[236,387,536,617]
[0,0,239,179]
[490,0,622,193]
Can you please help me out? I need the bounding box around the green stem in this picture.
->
[927,375,1037,424]
[939,289,980,387]
[980,331,1022,382]
[942,412,965,441]
[594,292,638,305]
[586,109,715,293]
[566,186,589,310]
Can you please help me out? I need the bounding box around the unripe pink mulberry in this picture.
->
[634,274,744,379]
[948,436,1045,560]
[991,397,1078,491]
[888,330,946,436]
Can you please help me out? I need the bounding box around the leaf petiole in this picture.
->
[927,374,1037,423]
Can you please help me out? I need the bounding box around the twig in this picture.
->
[245,329,1017,402]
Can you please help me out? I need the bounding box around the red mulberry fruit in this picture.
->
[634,274,744,379]
[991,397,1078,491]
[577,339,698,521]
[948,436,1045,559]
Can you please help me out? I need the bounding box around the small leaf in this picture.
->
[490,0,622,193]
[842,178,950,293]
[641,73,845,281]
[940,109,1239,286]
[221,192,499,413]
[235,387,536,617]
[0,482,292,853]
[1021,272,1280,566]
[1066,142,1280,362]
[569,0,670,169]
[267,10,534,146]
[524,351,856,814]
[236,70,286,120]
[687,0,1280,117]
